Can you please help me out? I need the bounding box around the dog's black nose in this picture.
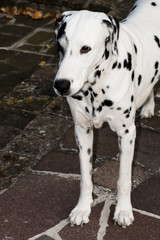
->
[54,79,70,95]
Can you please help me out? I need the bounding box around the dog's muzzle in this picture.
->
[54,79,71,96]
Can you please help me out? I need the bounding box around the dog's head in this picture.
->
[54,10,119,96]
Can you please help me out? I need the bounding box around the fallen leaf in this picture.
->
[39,61,46,66]
[12,6,18,15]
[46,44,51,49]
[1,7,7,13]
[32,11,43,19]
[43,12,54,19]
[1,6,53,20]
[19,7,32,16]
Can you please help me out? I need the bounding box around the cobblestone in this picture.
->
[0,0,159,239]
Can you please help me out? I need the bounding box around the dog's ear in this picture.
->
[102,15,120,56]
[55,11,77,40]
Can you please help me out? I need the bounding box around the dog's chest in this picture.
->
[80,83,117,128]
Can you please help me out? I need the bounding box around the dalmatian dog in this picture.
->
[54,0,160,228]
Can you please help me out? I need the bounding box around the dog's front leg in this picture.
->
[114,123,136,228]
[69,123,93,226]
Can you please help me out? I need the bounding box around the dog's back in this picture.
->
[120,0,160,109]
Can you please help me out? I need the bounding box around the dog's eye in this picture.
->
[80,45,91,54]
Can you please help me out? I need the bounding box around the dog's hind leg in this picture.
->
[140,89,155,118]
[69,124,94,226]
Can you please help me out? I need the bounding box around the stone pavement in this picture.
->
[0,0,160,239]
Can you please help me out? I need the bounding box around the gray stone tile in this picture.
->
[27,31,53,45]
[0,25,32,37]
[0,33,20,47]
[33,151,80,174]
[135,127,160,172]
[132,174,160,215]
[0,174,80,239]
[105,205,160,240]
[93,160,149,190]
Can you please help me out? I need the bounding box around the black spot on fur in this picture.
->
[104,36,110,60]
[84,90,89,96]
[154,69,158,77]
[93,92,98,97]
[154,35,160,48]
[155,61,159,69]
[87,148,91,155]
[57,42,65,57]
[86,128,90,134]
[92,107,95,117]
[94,70,101,78]
[125,129,129,134]
[131,4,137,12]
[134,44,137,54]
[123,52,132,71]
[104,49,110,60]
[151,2,157,6]
[85,107,89,113]
[138,75,142,86]
[117,107,121,110]
[89,87,93,92]
[124,109,129,114]
[91,80,96,86]
[90,93,94,103]
[102,99,113,107]
[151,77,155,83]
[126,114,130,118]
[131,71,135,81]
[55,16,64,30]
[118,63,121,69]
[123,124,126,127]
[97,105,102,112]
[72,95,82,100]
[102,89,105,94]
[95,65,99,69]
[112,61,118,69]
[131,95,134,102]
[57,22,66,39]
[130,140,133,144]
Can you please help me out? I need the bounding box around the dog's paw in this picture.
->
[113,205,134,228]
[140,107,154,118]
[69,203,91,226]
[140,100,155,118]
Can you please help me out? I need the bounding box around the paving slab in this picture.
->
[93,160,149,190]
[0,174,80,240]
[134,127,160,172]
[34,151,80,174]
[105,205,160,240]
[0,33,20,47]
[0,24,33,37]
[132,174,160,215]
